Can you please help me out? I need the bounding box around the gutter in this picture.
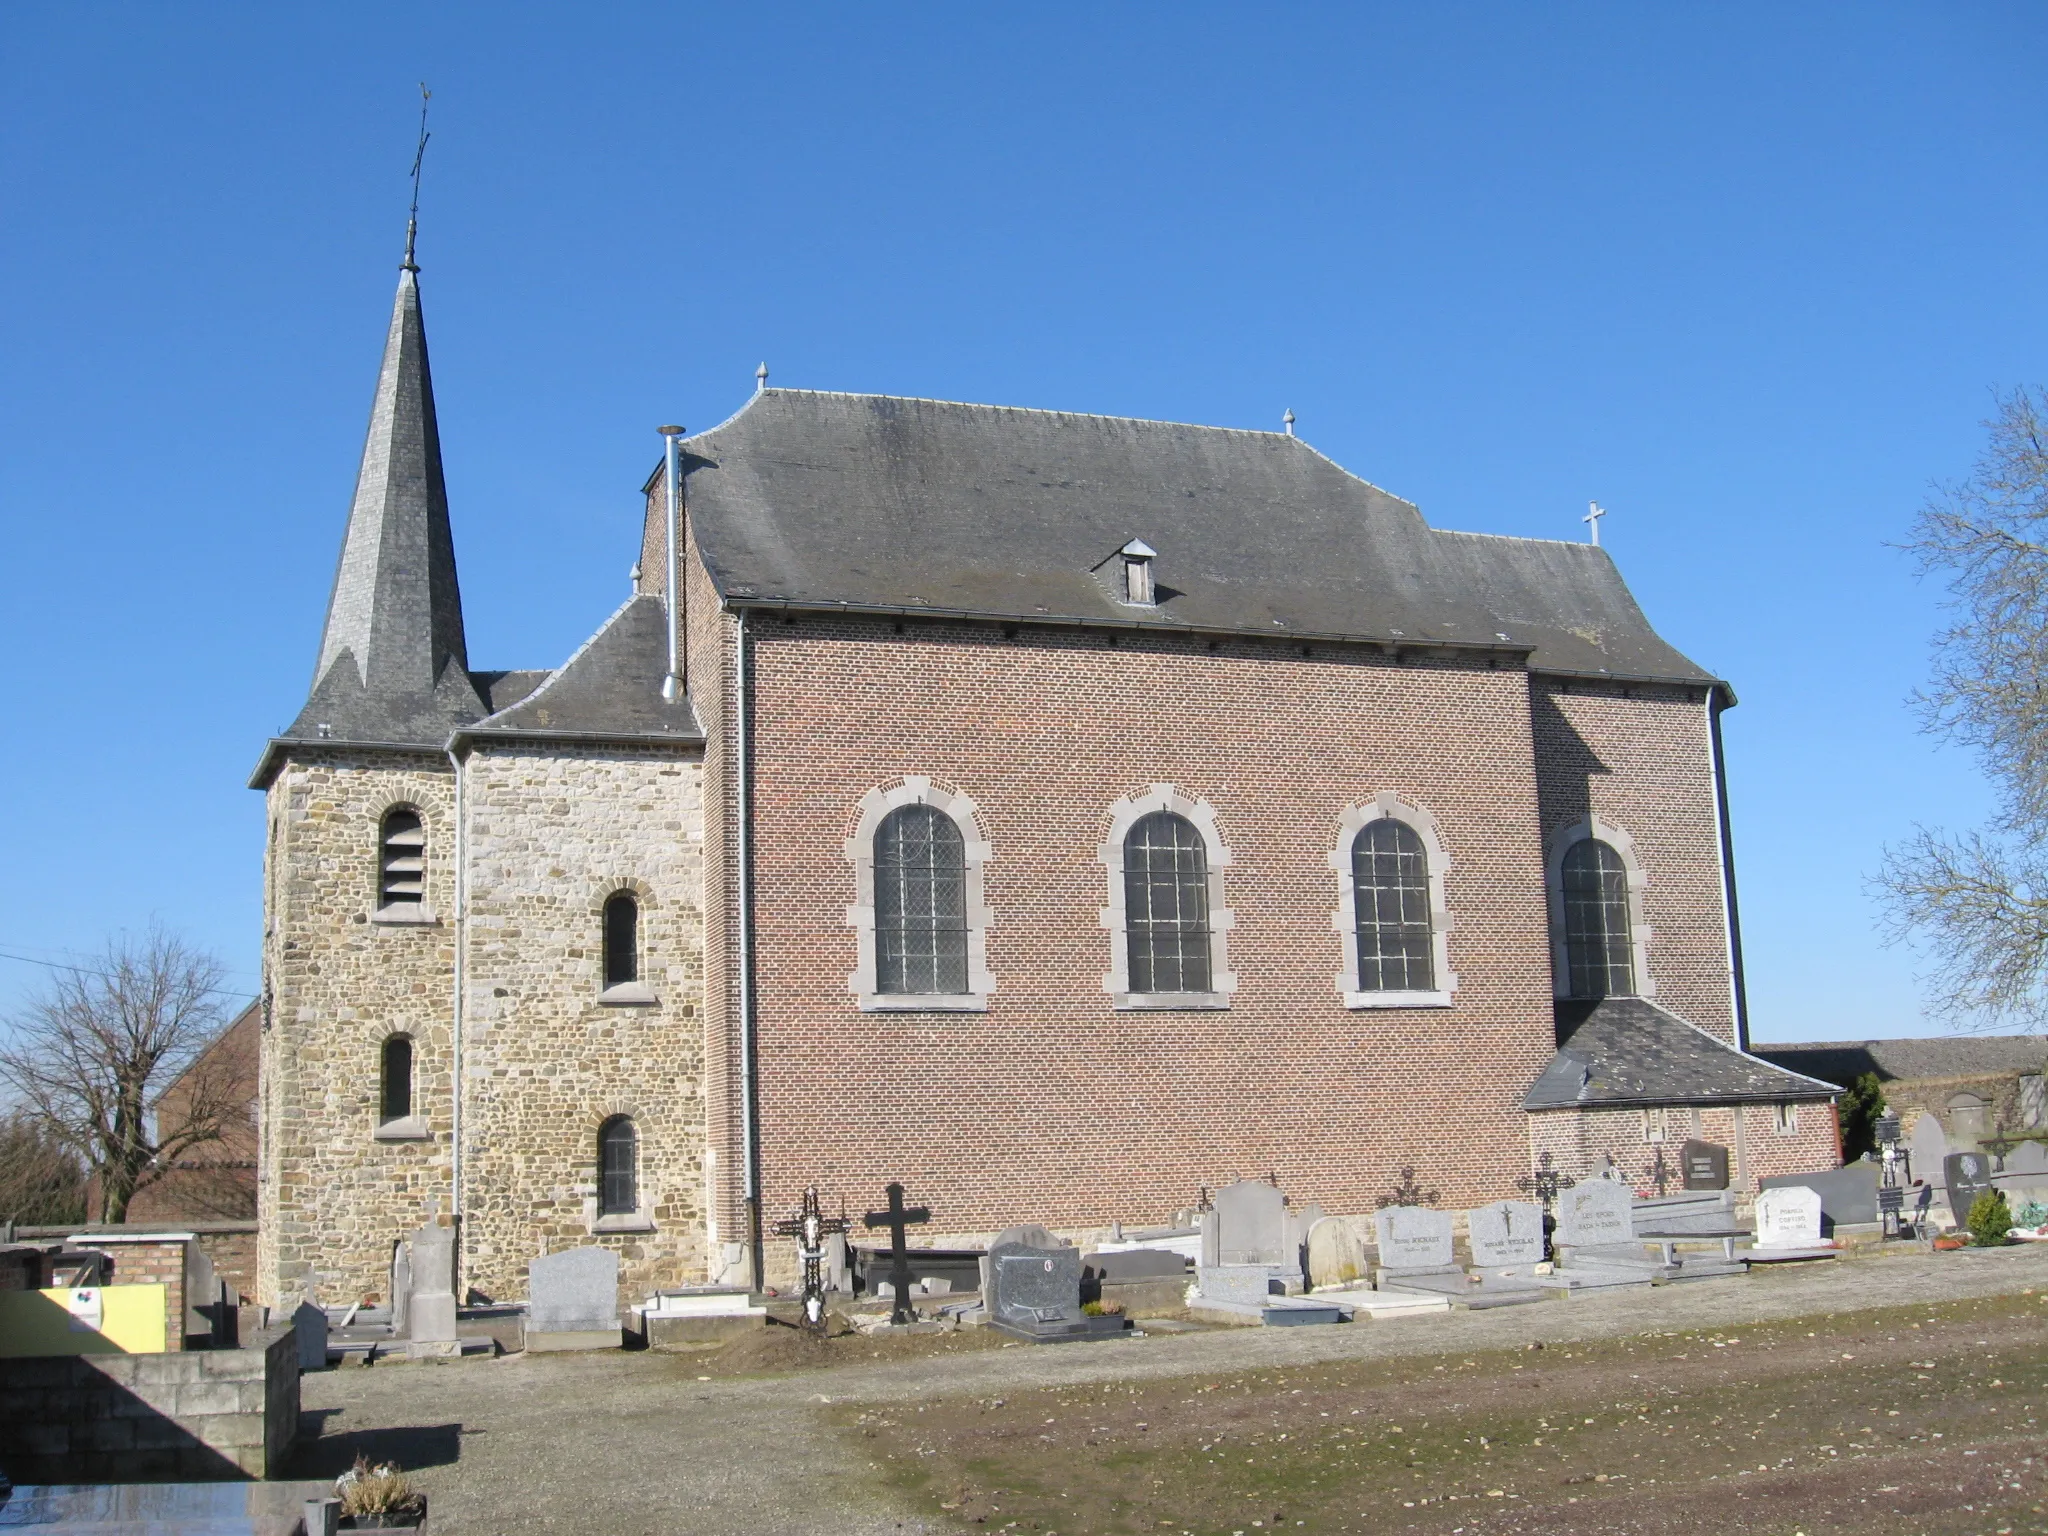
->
[734,607,763,1292]
[447,746,467,1246]
[1706,687,1752,1049]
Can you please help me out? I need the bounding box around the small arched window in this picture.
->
[378,809,425,910]
[874,805,967,995]
[603,893,639,989]
[1561,838,1634,998]
[380,1035,413,1124]
[1124,811,1211,994]
[598,1116,638,1217]
[1351,819,1433,993]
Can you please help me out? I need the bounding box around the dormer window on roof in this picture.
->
[1120,539,1157,607]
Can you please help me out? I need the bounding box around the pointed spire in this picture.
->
[289,263,483,744]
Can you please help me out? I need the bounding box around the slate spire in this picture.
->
[288,260,485,745]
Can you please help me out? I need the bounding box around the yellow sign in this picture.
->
[0,1284,168,1356]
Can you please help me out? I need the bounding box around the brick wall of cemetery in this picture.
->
[458,741,709,1304]
[1529,1102,1840,1200]
[261,751,456,1309]
[1531,680,1739,1040]
[733,608,1574,1244]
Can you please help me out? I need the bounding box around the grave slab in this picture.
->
[988,1235,1125,1343]
[527,1247,621,1352]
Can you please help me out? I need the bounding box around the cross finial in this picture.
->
[1584,500,1606,546]
[402,84,431,272]
[1282,408,1296,436]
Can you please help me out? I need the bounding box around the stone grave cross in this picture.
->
[774,1186,850,1334]
[863,1181,930,1326]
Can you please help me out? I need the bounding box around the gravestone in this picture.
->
[1909,1112,1950,1183]
[2021,1074,2047,1131]
[406,1221,460,1356]
[1680,1140,1729,1191]
[1555,1179,1635,1249]
[986,1231,1119,1343]
[1998,1138,2048,1207]
[1372,1206,1454,1274]
[1945,1151,1996,1223]
[1753,1185,1824,1248]
[1468,1200,1544,1268]
[1210,1181,1290,1269]
[526,1246,621,1351]
[1304,1216,1369,1289]
[1758,1163,1878,1229]
[291,1295,329,1371]
[389,1238,412,1333]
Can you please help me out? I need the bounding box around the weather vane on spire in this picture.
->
[403,83,431,272]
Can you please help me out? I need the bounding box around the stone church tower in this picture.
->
[251,248,706,1309]
[256,244,1840,1313]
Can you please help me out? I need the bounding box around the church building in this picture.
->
[251,249,1839,1309]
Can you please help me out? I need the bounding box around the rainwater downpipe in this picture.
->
[660,425,685,702]
[1705,688,1751,1050]
[735,607,763,1291]
[447,745,467,1248]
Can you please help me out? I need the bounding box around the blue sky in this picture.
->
[2,6,2044,1041]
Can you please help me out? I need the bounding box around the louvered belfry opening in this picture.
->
[379,808,425,908]
[603,892,640,988]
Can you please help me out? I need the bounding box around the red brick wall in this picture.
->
[1531,680,1738,1040]
[1529,1103,1839,1200]
[736,611,1564,1235]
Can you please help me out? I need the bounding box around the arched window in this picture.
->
[1351,819,1433,993]
[1561,839,1635,998]
[603,893,639,989]
[874,804,967,995]
[380,1035,413,1124]
[378,809,425,910]
[1124,811,1212,994]
[598,1116,638,1217]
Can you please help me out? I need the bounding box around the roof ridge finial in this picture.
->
[756,361,769,393]
[402,83,431,273]
[1282,407,1296,436]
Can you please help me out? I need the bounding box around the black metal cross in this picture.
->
[863,1181,930,1326]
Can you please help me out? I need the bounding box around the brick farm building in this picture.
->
[250,252,1838,1310]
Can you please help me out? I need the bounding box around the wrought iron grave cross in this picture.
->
[862,1181,930,1326]
[772,1186,849,1335]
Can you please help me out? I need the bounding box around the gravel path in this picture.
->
[295,1244,2048,1536]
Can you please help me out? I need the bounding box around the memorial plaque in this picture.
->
[1467,1200,1544,1268]
[1555,1179,1635,1248]
[987,1238,1084,1337]
[1945,1151,1996,1223]
[1372,1205,1453,1271]
[1680,1139,1729,1191]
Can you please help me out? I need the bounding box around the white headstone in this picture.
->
[1372,1205,1454,1271]
[389,1239,412,1332]
[1908,1110,1949,1181]
[1467,1200,1545,1268]
[1212,1181,1289,1268]
[528,1247,619,1336]
[407,1222,459,1345]
[1753,1185,1824,1248]
[1555,1179,1635,1248]
[1304,1216,1368,1289]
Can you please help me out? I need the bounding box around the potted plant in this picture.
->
[336,1456,427,1530]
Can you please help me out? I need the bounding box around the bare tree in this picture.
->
[1879,387,2048,1026]
[0,1110,89,1225]
[0,927,241,1222]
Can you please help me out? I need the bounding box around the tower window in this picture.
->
[603,893,639,989]
[378,809,425,910]
[380,1035,413,1124]
[598,1116,638,1216]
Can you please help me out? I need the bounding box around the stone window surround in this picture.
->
[585,1102,656,1234]
[595,878,659,1007]
[1771,1103,1800,1136]
[371,1030,430,1143]
[844,776,996,1012]
[1098,783,1238,1011]
[1544,815,1656,1001]
[370,801,438,926]
[1328,793,1457,1009]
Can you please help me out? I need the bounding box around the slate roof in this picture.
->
[1752,1037,2048,1088]
[1523,997,1839,1110]
[680,389,1718,686]
[459,596,701,744]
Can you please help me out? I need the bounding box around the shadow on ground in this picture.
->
[287,1413,464,1477]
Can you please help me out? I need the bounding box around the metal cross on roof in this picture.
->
[862,1181,930,1327]
[1584,500,1607,546]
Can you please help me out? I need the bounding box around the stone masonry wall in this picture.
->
[740,611,1562,1250]
[261,751,456,1308]
[1531,679,1738,1039]
[458,742,708,1304]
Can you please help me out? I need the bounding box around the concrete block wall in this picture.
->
[0,1329,298,1483]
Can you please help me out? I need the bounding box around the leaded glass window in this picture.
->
[1352,819,1433,992]
[1561,838,1634,998]
[1124,811,1212,994]
[874,805,968,995]
[598,1116,637,1216]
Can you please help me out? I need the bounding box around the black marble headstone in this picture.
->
[1681,1139,1729,1191]
[1945,1151,1997,1223]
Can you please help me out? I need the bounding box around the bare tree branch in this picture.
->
[0,926,232,1221]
